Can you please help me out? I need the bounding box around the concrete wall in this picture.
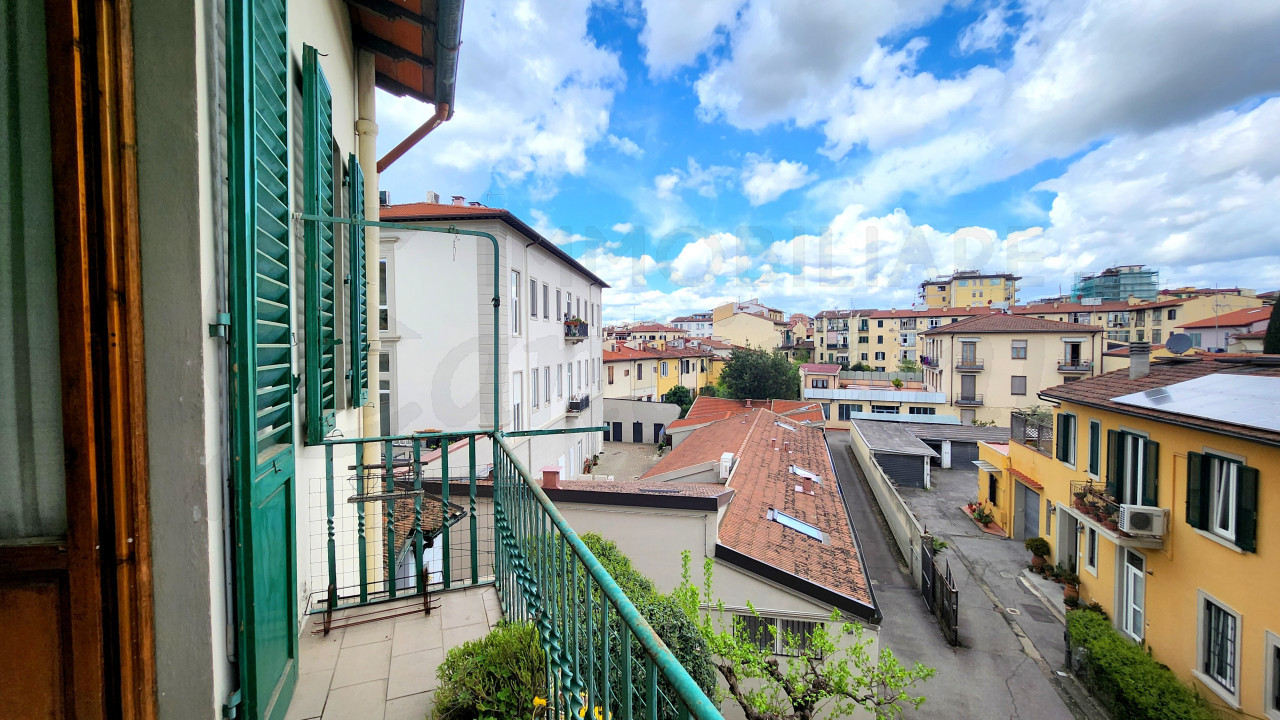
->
[602,399,680,444]
[848,427,928,587]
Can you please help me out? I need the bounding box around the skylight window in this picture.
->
[774,421,797,432]
[768,509,826,542]
[789,465,822,485]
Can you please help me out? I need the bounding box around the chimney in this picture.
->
[541,466,562,490]
[746,399,753,408]
[783,441,791,453]
[770,438,777,449]
[1129,341,1151,380]
[425,190,440,204]
[452,195,466,206]
[800,474,813,494]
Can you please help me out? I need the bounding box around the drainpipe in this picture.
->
[358,50,380,473]
[377,102,449,173]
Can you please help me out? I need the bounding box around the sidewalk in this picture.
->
[827,432,1090,720]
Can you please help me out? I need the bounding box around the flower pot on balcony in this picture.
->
[1064,583,1080,603]
[1102,518,1119,532]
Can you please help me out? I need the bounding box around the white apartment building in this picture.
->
[380,200,608,478]
[670,312,714,337]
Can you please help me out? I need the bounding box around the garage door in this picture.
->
[1018,482,1041,540]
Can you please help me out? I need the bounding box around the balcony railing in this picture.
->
[921,355,939,368]
[567,395,590,413]
[1058,358,1093,372]
[565,320,589,341]
[1011,411,1052,455]
[955,394,984,406]
[955,355,984,371]
[1070,480,1123,532]
[312,430,723,720]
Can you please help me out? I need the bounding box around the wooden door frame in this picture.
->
[43,0,157,716]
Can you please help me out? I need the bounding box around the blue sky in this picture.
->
[377,0,1280,322]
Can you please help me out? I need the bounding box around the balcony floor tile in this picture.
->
[321,680,386,720]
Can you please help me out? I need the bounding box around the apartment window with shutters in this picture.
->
[1187,451,1258,551]
[1011,339,1027,359]
[542,283,549,320]
[1056,413,1077,466]
[874,352,885,361]
[1108,430,1159,507]
[511,270,521,336]
[530,277,538,318]
[1196,591,1241,706]
[1011,375,1027,396]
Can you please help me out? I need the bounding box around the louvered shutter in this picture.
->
[1236,465,1259,552]
[347,154,368,406]
[1105,429,1121,498]
[1056,414,1070,462]
[304,45,337,443]
[1142,439,1160,507]
[1185,451,1207,530]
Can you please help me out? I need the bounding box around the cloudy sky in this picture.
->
[377,0,1280,322]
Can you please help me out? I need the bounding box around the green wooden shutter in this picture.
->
[1185,451,1207,530]
[1088,421,1100,475]
[347,154,368,406]
[304,45,337,443]
[1236,465,1259,552]
[1142,439,1160,507]
[1105,429,1121,498]
[1056,414,1070,462]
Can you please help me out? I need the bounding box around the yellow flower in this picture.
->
[533,697,547,708]
[578,705,587,719]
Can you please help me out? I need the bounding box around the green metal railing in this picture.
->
[312,428,723,720]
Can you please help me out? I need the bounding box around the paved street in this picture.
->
[826,432,1097,720]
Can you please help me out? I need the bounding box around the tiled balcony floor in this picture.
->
[286,585,503,720]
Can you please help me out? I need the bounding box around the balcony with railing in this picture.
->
[955,355,985,371]
[1011,411,1052,455]
[565,319,590,342]
[1069,480,1165,548]
[1058,357,1093,373]
[955,393,984,406]
[921,355,939,368]
[567,394,590,413]
[292,430,723,720]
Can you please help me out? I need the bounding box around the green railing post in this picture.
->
[441,440,451,589]
[468,436,478,584]
[384,439,395,598]
[622,629,633,720]
[356,440,368,604]
[325,444,336,612]
[412,438,424,592]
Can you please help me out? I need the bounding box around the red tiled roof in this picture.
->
[379,202,610,288]
[669,315,711,323]
[869,306,1004,319]
[1012,297,1187,314]
[1232,331,1266,340]
[1101,343,1168,357]
[604,348,658,362]
[666,396,824,430]
[1009,468,1043,491]
[1040,356,1280,446]
[642,412,758,475]
[920,313,1099,334]
[630,322,685,333]
[800,363,842,374]
[1177,305,1271,329]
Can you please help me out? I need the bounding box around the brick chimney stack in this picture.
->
[541,466,562,490]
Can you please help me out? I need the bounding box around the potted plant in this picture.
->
[1060,570,1080,602]
[973,505,995,526]
[1073,490,1087,510]
[892,377,904,389]
[1024,537,1051,570]
[1100,511,1119,532]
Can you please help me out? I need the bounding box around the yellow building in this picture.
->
[654,348,716,401]
[919,270,1020,308]
[713,310,786,350]
[603,347,660,401]
[921,314,1104,424]
[982,352,1280,720]
[1014,293,1263,347]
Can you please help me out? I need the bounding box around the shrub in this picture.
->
[1066,610,1216,720]
[432,622,545,720]
[581,534,719,711]
[1024,537,1051,558]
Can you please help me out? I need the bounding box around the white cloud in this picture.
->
[377,0,624,202]
[958,4,1012,54]
[638,0,745,76]
[611,222,634,234]
[740,155,816,205]
[652,157,735,199]
[606,134,644,157]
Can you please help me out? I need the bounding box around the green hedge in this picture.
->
[432,622,545,720]
[1066,610,1216,720]
[581,533,719,707]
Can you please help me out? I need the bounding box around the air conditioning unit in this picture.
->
[719,452,734,481]
[1118,505,1167,536]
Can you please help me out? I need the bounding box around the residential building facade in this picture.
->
[670,312,714,337]
[713,309,787,350]
[604,347,661,401]
[919,270,1021,308]
[921,314,1103,424]
[799,364,952,429]
[1178,305,1272,352]
[379,201,608,480]
[989,353,1280,720]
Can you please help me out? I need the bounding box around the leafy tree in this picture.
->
[720,348,799,400]
[896,357,921,374]
[1264,305,1280,354]
[673,553,935,720]
[794,348,811,364]
[665,385,694,418]
[699,384,719,398]
[848,361,874,372]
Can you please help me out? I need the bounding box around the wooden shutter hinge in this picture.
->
[208,312,232,338]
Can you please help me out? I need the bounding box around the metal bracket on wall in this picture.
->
[208,312,232,337]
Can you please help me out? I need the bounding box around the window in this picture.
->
[302,45,338,443]
[378,352,393,436]
[512,372,524,431]
[557,364,563,398]
[636,363,642,380]
[871,404,899,414]
[811,378,828,389]
[531,370,539,408]
[877,319,884,328]
[530,277,538,318]
[544,366,551,404]
[958,280,968,287]
[908,407,936,415]
[860,353,868,361]
[769,509,825,542]
[1152,329,1162,344]
[511,270,522,335]
[1011,339,1027,359]
[1265,631,1280,720]
[565,291,572,320]
[542,283,549,319]
[735,615,820,657]
[1108,430,1159,507]
[608,365,615,384]
[987,473,998,505]
[838,404,862,420]
[1187,452,1258,551]
[1197,592,1240,704]
[577,360,582,390]
[379,257,390,331]
[877,335,883,344]
[1084,527,1097,574]
[1122,550,1145,640]
[1168,308,1177,321]
[567,363,573,395]
[1011,376,1027,396]
[660,361,668,377]
[1088,420,1100,476]
[1189,331,1202,347]
[1056,413,1076,465]
[874,351,885,361]
[556,289,563,321]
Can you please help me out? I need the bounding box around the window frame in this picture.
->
[531,369,539,409]
[1088,420,1101,477]
[1265,630,1280,720]
[542,282,549,320]
[530,276,538,318]
[1011,375,1027,396]
[1121,549,1145,641]
[1011,339,1027,359]
[1056,412,1077,467]
[1084,526,1098,575]
[511,371,524,431]
[908,407,936,415]
[1195,590,1242,708]
[544,366,550,405]
[1207,454,1239,543]
[510,269,522,336]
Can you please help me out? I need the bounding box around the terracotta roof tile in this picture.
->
[800,363,842,374]
[1176,305,1271,329]
[921,313,1100,334]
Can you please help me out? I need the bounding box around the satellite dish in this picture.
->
[1166,333,1193,355]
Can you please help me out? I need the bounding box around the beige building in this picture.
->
[604,347,660,401]
[1014,292,1263,347]
[921,314,1103,424]
[919,270,1020,308]
[711,298,785,323]
[713,310,787,350]
[798,364,952,429]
